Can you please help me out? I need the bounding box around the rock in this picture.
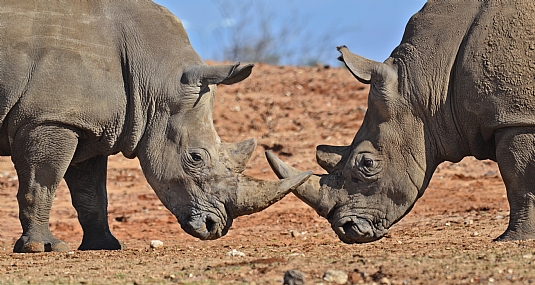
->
[323,269,348,284]
[283,269,305,285]
[226,249,246,257]
[348,270,362,283]
[379,276,391,285]
[150,240,164,249]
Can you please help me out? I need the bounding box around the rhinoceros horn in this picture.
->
[337,46,396,85]
[265,151,345,217]
[316,144,350,174]
[220,138,257,173]
[220,140,313,218]
[231,170,313,217]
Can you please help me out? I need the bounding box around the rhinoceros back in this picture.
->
[390,0,535,145]
[455,1,535,140]
[389,0,482,113]
[0,1,126,141]
[0,0,202,158]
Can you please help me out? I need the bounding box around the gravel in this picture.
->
[283,269,305,285]
[323,269,348,284]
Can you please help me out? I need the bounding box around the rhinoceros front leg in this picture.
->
[64,155,122,250]
[494,127,535,241]
[12,124,78,253]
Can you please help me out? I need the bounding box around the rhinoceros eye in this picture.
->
[190,152,203,162]
[185,149,207,168]
[362,158,374,168]
[355,153,381,182]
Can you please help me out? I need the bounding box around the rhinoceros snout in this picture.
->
[332,216,385,244]
[182,213,229,240]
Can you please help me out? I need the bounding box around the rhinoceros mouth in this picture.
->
[181,212,230,240]
[330,215,387,244]
[175,204,232,240]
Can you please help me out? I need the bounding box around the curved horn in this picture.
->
[265,151,345,217]
[337,46,396,84]
[316,144,350,174]
[230,171,313,218]
[220,138,257,173]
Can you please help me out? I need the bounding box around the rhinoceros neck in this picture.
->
[390,1,485,165]
[110,2,203,158]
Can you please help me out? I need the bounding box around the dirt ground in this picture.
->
[1,63,534,284]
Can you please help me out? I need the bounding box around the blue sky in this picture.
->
[153,0,427,65]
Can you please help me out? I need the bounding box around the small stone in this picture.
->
[290,230,300,238]
[283,269,305,285]
[379,276,391,285]
[323,269,348,284]
[471,232,479,237]
[150,240,164,249]
[164,274,176,280]
[523,253,533,259]
[226,249,246,257]
[348,271,362,283]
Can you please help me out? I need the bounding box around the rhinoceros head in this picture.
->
[137,62,312,240]
[266,46,432,244]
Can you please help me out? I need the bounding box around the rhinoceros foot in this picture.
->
[14,234,69,253]
[78,230,123,250]
[494,228,535,242]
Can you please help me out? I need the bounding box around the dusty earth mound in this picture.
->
[0,63,534,284]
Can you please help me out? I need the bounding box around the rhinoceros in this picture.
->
[267,0,535,243]
[0,1,311,253]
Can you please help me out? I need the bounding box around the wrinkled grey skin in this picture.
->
[0,1,311,253]
[267,0,535,243]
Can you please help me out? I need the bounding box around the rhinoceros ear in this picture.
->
[219,63,254,85]
[316,144,350,174]
[337,46,396,85]
[181,63,254,86]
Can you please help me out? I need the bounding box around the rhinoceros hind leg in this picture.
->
[494,127,535,241]
[64,155,122,250]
